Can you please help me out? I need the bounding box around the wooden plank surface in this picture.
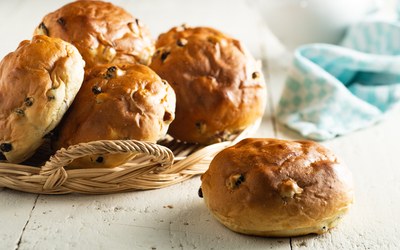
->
[0,190,38,250]
[1,0,399,249]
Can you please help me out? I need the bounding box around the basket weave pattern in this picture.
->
[0,120,260,194]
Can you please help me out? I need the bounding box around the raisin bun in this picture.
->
[53,64,176,168]
[150,26,266,144]
[34,0,154,68]
[200,138,354,237]
[0,35,85,163]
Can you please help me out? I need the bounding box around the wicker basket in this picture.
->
[0,120,260,194]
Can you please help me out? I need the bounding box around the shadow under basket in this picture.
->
[0,120,261,194]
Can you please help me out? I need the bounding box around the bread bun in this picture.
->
[54,64,175,168]
[200,138,354,237]
[150,26,266,144]
[0,35,85,163]
[34,0,154,68]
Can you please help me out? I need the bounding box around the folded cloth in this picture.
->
[277,19,400,140]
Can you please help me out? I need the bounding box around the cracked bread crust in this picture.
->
[34,0,154,68]
[0,35,85,163]
[53,64,176,168]
[150,26,266,144]
[200,138,354,237]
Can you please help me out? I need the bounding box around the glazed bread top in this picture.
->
[34,0,154,68]
[201,138,354,236]
[150,26,266,144]
[0,35,85,163]
[54,64,176,151]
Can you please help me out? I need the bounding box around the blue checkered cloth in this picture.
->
[277,19,400,140]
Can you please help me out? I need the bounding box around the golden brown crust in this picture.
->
[54,64,175,168]
[34,0,154,68]
[201,138,354,237]
[0,35,85,163]
[150,26,266,144]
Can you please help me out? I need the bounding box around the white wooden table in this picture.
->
[1,1,399,249]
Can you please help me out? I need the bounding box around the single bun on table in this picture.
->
[200,138,354,237]
[53,64,176,168]
[150,25,267,144]
[0,35,85,163]
[34,0,154,68]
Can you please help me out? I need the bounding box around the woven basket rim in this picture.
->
[0,119,261,194]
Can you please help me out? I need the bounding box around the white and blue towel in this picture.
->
[277,19,400,140]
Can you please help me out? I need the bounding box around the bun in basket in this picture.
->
[0,35,85,163]
[200,138,354,237]
[150,26,266,144]
[34,0,154,68]
[54,64,176,168]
